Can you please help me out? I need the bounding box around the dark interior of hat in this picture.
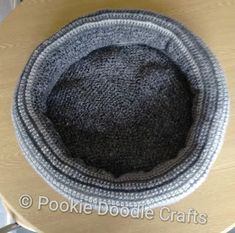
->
[45,44,193,177]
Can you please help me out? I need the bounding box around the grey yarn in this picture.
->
[12,10,229,211]
[46,44,192,177]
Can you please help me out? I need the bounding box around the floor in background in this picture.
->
[0,0,20,22]
[0,200,34,232]
[0,201,7,228]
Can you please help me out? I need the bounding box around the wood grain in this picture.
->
[0,0,234,232]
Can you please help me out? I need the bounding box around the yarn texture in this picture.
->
[12,10,229,211]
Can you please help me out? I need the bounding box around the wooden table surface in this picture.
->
[0,0,235,232]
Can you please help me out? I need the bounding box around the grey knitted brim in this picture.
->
[12,10,229,211]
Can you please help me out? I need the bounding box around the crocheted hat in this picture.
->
[13,10,229,211]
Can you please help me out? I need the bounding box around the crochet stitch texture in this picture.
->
[12,10,229,211]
